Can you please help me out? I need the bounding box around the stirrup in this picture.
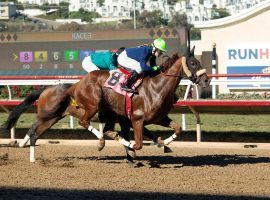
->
[122,86,136,93]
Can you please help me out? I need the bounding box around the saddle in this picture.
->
[104,68,142,118]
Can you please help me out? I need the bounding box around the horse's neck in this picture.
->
[150,58,183,98]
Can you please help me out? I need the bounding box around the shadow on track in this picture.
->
[0,187,268,200]
[56,154,270,168]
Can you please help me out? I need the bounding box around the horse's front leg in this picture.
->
[78,109,91,128]
[155,115,182,146]
[118,116,136,161]
[132,119,144,150]
[104,117,143,151]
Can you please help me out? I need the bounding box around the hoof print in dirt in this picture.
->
[0,153,8,161]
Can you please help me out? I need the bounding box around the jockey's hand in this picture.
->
[152,66,161,71]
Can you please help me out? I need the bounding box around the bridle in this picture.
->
[159,55,182,78]
[160,70,182,78]
[160,56,206,83]
[181,57,207,84]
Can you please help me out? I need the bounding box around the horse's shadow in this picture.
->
[138,154,270,168]
[57,154,270,168]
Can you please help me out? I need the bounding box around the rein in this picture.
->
[160,57,187,78]
[160,70,183,78]
[160,57,206,81]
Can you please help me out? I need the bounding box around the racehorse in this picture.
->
[69,45,209,148]
[1,45,210,163]
[1,84,168,163]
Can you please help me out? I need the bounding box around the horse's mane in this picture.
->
[145,53,179,78]
[162,53,179,71]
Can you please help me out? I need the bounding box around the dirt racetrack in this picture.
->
[1,142,270,200]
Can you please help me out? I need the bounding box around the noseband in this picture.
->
[181,57,206,84]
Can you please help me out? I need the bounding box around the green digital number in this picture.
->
[64,50,78,62]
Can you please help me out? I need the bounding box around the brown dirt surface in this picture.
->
[1,144,270,200]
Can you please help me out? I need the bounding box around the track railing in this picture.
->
[1,74,270,142]
[179,73,270,142]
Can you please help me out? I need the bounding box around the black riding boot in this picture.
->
[122,71,140,93]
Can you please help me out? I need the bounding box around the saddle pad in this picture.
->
[104,69,134,118]
[104,69,133,97]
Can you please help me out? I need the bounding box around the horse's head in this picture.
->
[183,45,210,88]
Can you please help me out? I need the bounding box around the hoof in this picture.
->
[155,137,164,148]
[8,140,18,147]
[157,137,164,144]
[125,146,136,159]
[104,131,118,140]
[97,138,105,151]
[127,160,136,167]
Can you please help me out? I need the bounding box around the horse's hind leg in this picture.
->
[155,115,182,146]
[28,117,62,162]
[18,123,38,148]
[78,106,105,143]
[96,108,116,151]
[96,123,105,151]
[67,105,106,151]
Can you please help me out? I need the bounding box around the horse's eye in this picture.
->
[190,61,195,65]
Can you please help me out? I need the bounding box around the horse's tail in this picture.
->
[1,86,46,131]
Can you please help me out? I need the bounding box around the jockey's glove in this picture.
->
[152,66,160,71]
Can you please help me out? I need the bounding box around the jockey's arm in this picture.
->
[149,56,160,71]
[140,53,158,72]
[140,55,160,72]
[149,56,157,67]
[108,61,117,70]
[140,57,152,72]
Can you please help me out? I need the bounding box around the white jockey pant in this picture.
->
[117,50,142,74]
[82,56,100,73]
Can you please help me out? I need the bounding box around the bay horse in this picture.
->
[68,46,209,150]
[1,45,210,162]
[1,84,168,163]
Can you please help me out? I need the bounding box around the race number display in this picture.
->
[0,41,96,76]
[34,51,48,62]
[19,52,33,62]
[64,50,79,62]
[51,51,62,62]
[0,30,183,76]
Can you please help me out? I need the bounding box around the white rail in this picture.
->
[1,76,270,141]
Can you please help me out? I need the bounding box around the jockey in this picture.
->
[117,38,167,93]
[82,47,125,73]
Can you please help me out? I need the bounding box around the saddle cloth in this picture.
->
[104,68,133,98]
[104,68,142,118]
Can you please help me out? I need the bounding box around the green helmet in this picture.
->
[153,38,167,52]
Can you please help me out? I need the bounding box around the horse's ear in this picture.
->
[190,45,195,56]
[185,27,192,57]
[185,46,195,58]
